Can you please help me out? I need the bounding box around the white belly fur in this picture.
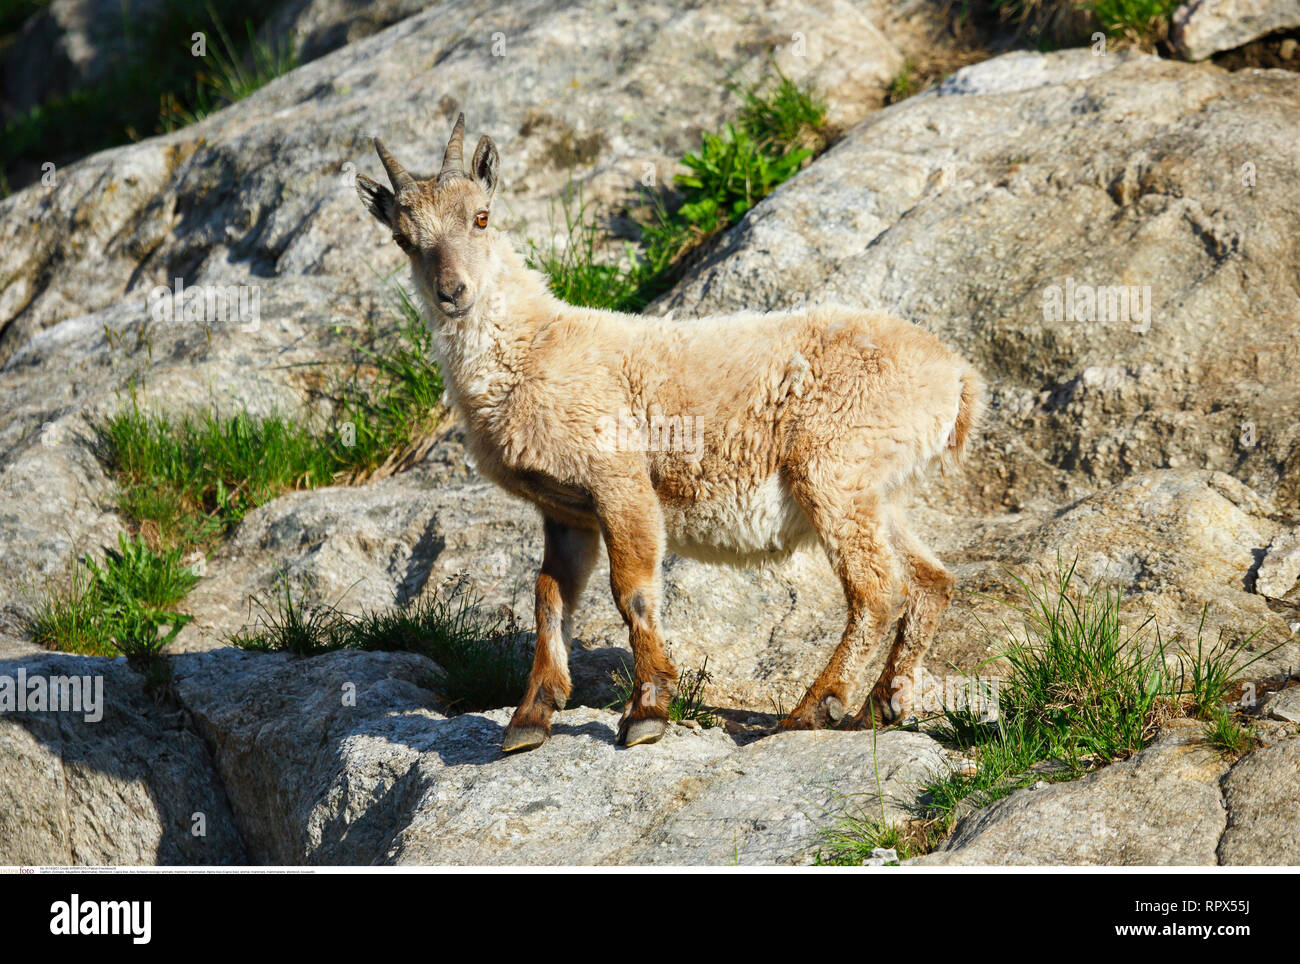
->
[663,474,818,567]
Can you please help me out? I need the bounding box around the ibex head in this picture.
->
[356,113,500,318]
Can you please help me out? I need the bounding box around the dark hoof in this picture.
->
[617,716,667,747]
[502,724,548,754]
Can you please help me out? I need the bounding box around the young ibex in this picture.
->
[357,115,983,753]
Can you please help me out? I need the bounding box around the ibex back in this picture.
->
[357,115,984,752]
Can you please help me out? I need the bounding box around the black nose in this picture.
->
[438,281,466,304]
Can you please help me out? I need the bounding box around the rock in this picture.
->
[0,276,391,640]
[1172,0,1300,61]
[660,50,1300,520]
[1255,529,1300,599]
[0,0,950,360]
[1217,737,1300,863]
[1261,685,1300,723]
[2,0,172,115]
[173,648,444,863]
[168,646,943,864]
[619,728,944,864]
[0,644,246,865]
[259,0,433,64]
[912,722,1229,865]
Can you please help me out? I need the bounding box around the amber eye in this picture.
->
[393,234,413,252]
[474,211,489,229]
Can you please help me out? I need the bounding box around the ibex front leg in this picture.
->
[599,479,676,747]
[502,518,601,753]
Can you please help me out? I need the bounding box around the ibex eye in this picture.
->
[393,234,413,251]
[474,211,489,229]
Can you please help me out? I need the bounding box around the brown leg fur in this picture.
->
[779,488,900,731]
[502,518,600,753]
[597,479,676,747]
[850,514,954,729]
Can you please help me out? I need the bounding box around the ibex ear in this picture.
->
[471,135,499,202]
[356,173,395,226]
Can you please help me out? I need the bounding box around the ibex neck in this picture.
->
[429,233,555,413]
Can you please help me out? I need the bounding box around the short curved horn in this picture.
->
[439,113,467,182]
[374,137,415,194]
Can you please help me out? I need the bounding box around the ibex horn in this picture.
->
[439,112,467,182]
[374,137,416,194]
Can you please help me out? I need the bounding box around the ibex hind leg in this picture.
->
[778,487,899,731]
[851,513,953,729]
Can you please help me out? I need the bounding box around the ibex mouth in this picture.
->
[438,301,474,319]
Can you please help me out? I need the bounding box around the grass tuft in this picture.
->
[231,576,529,712]
[160,5,297,130]
[33,282,443,656]
[30,533,198,658]
[529,63,827,311]
[825,559,1277,855]
[97,399,337,551]
[610,656,720,728]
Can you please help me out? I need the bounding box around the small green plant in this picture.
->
[886,61,918,104]
[816,720,925,865]
[1086,0,1177,42]
[989,562,1174,767]
[95,281,443,552]
[329,281,446,479]
[878,560,1273,849]
[232,577,528,711]
[345,587,526,712]
[160,5,297,130]
[32,282,443,657]
[229,574,353,657]
[529,64,827,312]
[1174,605,1273,719]
[817,819,917,865]
[609,657,719,727]
[97,399,337,551]
[28,566,104,656]
[734,63,828,156]
[526,187,646,312]
[1203,707,1257,757]
[30,533,198,657]
[672,124,812,235]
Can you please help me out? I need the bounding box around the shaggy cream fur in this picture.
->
[357,115,984,752]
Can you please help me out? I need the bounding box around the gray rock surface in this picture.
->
[0,0,947,360]
[1261,685,1300,723]
[912,723,1232,866]
[1217,737,1300,864]
[0,640,246,865]
[171,646,942,865]
[2,2,1299,866]
[660,50,1300,522]
[1172,0,1300,61]
[1256,530,1300,600]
